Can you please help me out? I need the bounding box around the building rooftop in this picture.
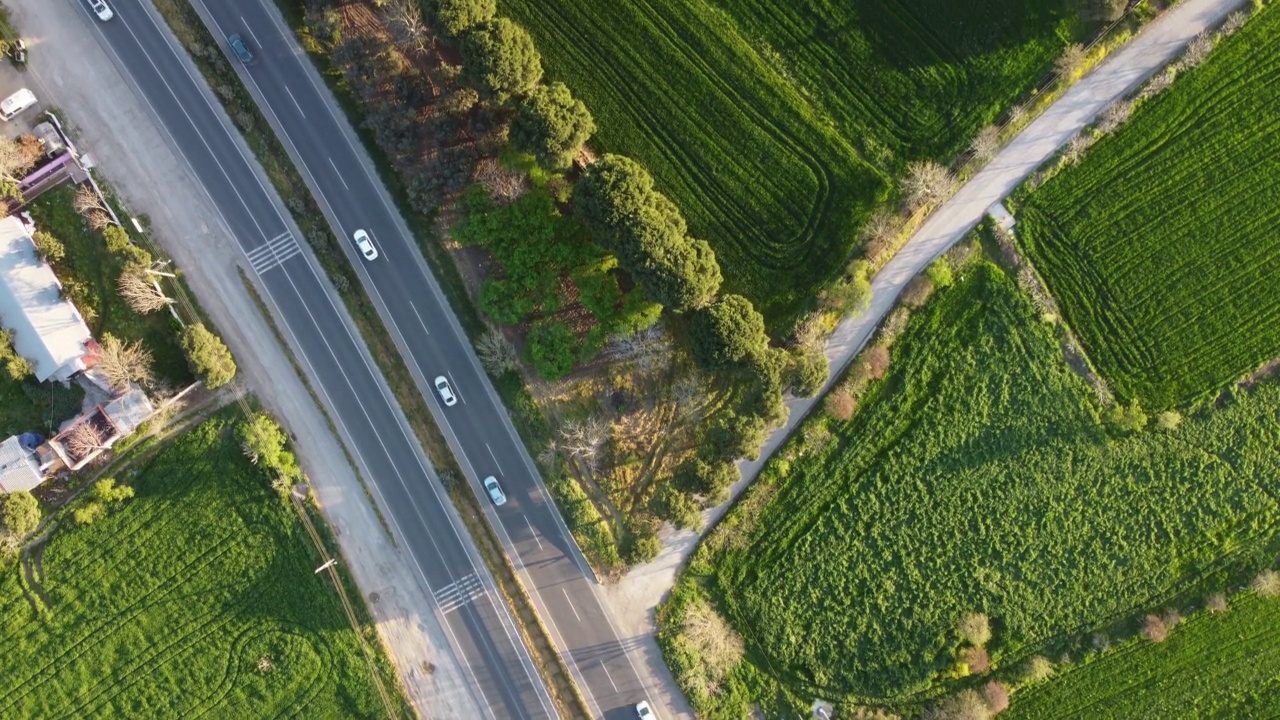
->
[0,435,42,493]
[0,215,93,382]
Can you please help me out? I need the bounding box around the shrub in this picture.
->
[1107,401,1149,433]
[690,294,770,371]
[428,0,495,36]
[825,389,856,421]
[1155,410,1182,431]
[851,345,891,388]
[511,82,595,170]
[182,323,237,389]
[525,320,578,380]
[0,491,39,538]
[681,594,745,680]
[621,523,662,565]
[1055,43,1087,79]
[1205,592,1229,613]
[788,348,829,397]
[1141,614,1169,643]
[73,502,107,526]
[1252,569,1280,598]
[1023,655,1054,683]
[927,258,954,289]
[32,230,65,263]
[981,681,1010,714]
[653,484,702,531]
[92,478,135,504]
[957,612,992,646]
[462,18,542,103]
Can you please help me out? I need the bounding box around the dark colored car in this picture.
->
[228,34,255,65]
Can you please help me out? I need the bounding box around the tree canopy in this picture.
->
[0,491,39,538]
[511,82,596,170]
[429,0,495,37]
[690,294,769,371]
[462,18,543,103]
[182,323,237,389]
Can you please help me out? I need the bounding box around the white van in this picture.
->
[0,88,37,121]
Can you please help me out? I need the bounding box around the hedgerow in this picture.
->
[1015,6,1280,408]
[499,0,1088,328]
[666,261,1280,714]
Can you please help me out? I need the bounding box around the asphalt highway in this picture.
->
[77,0,655,717]
[71,0,555,717]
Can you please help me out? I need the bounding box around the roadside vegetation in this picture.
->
[1014,4,1276,409]
[662,255,1280,716]
[0,411,409,718]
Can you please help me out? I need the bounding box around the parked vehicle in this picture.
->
[482,476,506,506]
[0,88,37,121]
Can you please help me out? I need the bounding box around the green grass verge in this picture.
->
[1015,6,1280,409]
[1006,592,1280,719]
[499,0,1091,329]
[0,410,410,718]
[665,260,1280,714]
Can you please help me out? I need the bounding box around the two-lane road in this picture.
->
[71,0,556,717]
[187,0,656,716]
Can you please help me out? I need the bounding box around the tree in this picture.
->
[902,160,954,210]
[969,125,1000,164]
[957,612,992,646]
[0,328,32,381]
[1106,400,1148,433]
[96,333,154,391]
[620,521,662,564]
[65,421,109,460]
[860,210,901,264]
[826,388,856,421]
[429,0,495,37]
[673,457,739,504]
[182,323,237,388]
[559,416,606,471]
[32,230,65,264]
[932,689,990,720]
[525,319,578,379]
[690,294,769,371]
[0,491,40,538]
[511,82,596,170]
[73,502,107,526]
[239,413,301,484]
[1141,614,1169,643]
[788,348,828,397]
[705,412,767,463]
[1055,43,1087,80]
[92,477,135,504]
[462,18,542,103]
[118,270,174,314]
[0,134,38,183]
[383,0,432,55]
[653,483,701,531]
[1023,655,1054,683]
[1253,569,1280,598]
[981,681,1010,714]
[476,326,518,375]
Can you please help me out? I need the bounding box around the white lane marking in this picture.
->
[447,370,466,405]
[433,573,486,614]
[600,662,619,693]
[408,300,431,336]
[485,442,504,475]
[561,587,582,623]
[327,156,350,190]
[284,85,306,119]
[240,17,262,50]
[524,516,543,551]
[110,7,505,716]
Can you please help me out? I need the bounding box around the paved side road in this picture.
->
[602,0,1248,694]
[9,0,490,716]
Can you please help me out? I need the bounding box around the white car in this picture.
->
[482,476,507,506]
[636,701,654,719]
[352,229,378,261]
[88,0,114,21]
[433,375,457,407]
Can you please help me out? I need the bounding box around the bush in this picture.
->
[73,502,107,526]
[32,230,65,263]
[1023,655,1054,683]
[429,0,495,36]
[525,320,578,379]
[901,275,936,309]
[653,484,702,531]
[182,323,237,389]
[705,413,767,463]
[511,82,595,170]
[1252,569,1280,598]
[1155,410,1182,431]
[0,491,39,538]
[957,612,992,646]
[462,18,543,103]
[826,389,856,421]
[92,478,135,504]
[1107,401,1149,433]
[1141,614,1169,643]
[788,348,829,397]
[103,225,131,253]
[690,294,769,371]
[927,258,955,289]
[1205,592,1229,613]
[621,523,662,565]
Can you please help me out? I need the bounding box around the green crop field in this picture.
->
[500,0,1084,328]
[0,413,406,718]
[1007,593,1280,719]
[1016,7,1280,409]
[668,262,1280,714]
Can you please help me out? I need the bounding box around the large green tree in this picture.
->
[428,0,495,37]
[690,294,769,371]
[182,323,237,389]
[462,18,543,103]
[0,491,39,538]
[511,82,596,170]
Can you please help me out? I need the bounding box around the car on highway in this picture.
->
[352,229,378,261]
[227,33,255,65]
[636,701,654,719]
[482,476,507,506]
[88,0,114,21]
[433,375,457,406]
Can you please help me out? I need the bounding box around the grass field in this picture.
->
[1015,7,1280,409]
[1007,592,1280,719]
[0,412,407,718]
[500,0,1084,328]
[668,261,1280,714]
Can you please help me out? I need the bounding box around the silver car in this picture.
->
[483,476,506,506]
[353,229,378,261]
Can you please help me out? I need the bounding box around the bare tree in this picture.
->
[1138,67,1176,101]
[1096,100,1133,134]
[1060,133,1095,166]
[1253,569,1280,598]
[475,326,518,375]
[559,417,607,471]
[73,184,111,217]
[902,160,954,211]
[1221,10,1249,36]
[0,135,37,183]
[608,325,668,372]
[382,0,432,56]
[96,333,154,391]
[1006,103,1028,129]
[87,210,111,232]
[1055,43,1087,80]
[65,421,108,460]
[1206,592,1229,613]
[474,157,529,205]
[536,440,559,468]
[1141,614,1169,643]
[1179,31,1214,70]
[969,125,1000,164]
[980,681,1010,714]
[859,209,901,263]
[929,690,991,720]
[118,271,173,314]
